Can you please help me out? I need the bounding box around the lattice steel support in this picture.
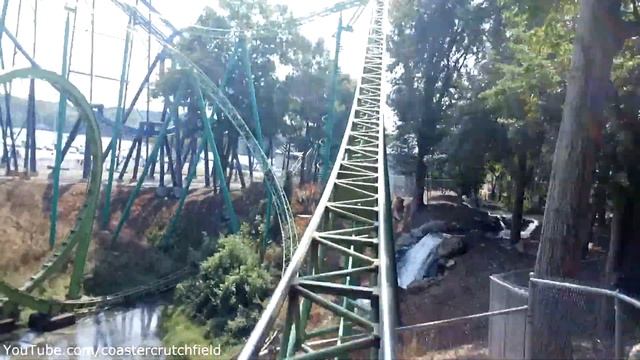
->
[239,1,397,358]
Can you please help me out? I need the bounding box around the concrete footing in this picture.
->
[28,313,76,332]
[155,186,169,197]
[0,318,16,334]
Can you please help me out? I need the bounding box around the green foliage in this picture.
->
[160,307,243,360]
[160,307,211,359]
[153,0,355,182]
[387,0,492,180]
[441,107,508,197]
[174,225,271,342]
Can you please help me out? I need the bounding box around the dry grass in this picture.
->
[397,338,488,360]
[0,180,85,287]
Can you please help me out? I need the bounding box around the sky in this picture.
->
[0,0,393,126]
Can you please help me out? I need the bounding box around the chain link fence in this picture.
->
[529,277,640,359]
[394,271,530,359]
[489,270,529,359]
[395,264,640,360]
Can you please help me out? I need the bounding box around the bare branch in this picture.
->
[621,19,640,39]
[633,0,640,21]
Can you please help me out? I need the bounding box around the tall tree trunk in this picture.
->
[225,135,237,185]
[204,141,210,187]
[593,183,607,227]
[598,196,624,341]
[511,153,527,245]
[299,147,307,186]
[281,141,288,172]
[531,1,626,358]
[299,120,310,185]
[233,149,246,189]
[490,174,498,201]
[285,143,291,172]
[413,135,428,208]
[312,144,320,183]
[248,152,254,183]
[268,135,274,166]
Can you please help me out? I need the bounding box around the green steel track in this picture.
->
[0,5,394,353]
[0,268,191,315]
[0,67,102,309]
[240,1,398,358]
[0,0,299,317]
[111,0,298,260]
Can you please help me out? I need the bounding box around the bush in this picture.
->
[174,226,271,341]
[160,307,210,360]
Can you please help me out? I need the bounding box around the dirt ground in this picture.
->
[0,180,86,286]
[0,178,280,297]
[396,197,539,358]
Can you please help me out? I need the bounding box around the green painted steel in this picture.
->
[48,6,72,248]
[162,139,204,245]
[193,77,240,233]
[295,0,368,25]
[0,0,12,173]
[239,1,398,358]
[239,35,273,253]
[102,15,134,229]
[110,83,184,245]
[0,67,102,301]
[162,78,240,244]
[0,268,191,316]
[322,14,345,184]
[113,1,298,260]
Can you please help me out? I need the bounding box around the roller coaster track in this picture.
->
[0,0,298,320]
[110,0,298,260]
[240,0,398,358]
[0,68,103,308]
[0,268,192,315]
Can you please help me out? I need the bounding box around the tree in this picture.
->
[440,106,508,199]
[388,0,488,207]
[479,0,574,245]
[531,1,640,358]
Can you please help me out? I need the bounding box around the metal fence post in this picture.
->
[615,295,623,359]
[525,273,535,360]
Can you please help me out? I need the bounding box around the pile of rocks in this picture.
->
[397,220,460,249]
[397,224,491,292]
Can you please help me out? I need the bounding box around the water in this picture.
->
[2,129,274,182]
[397,233,443,289]
[496,216,539,240]
[0,302,165,360]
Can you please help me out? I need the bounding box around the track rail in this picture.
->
[1,0,298,317]
[0,268,191,315]
[0,68,103,302]
[111,0,298,261]
[0,68,184,317]
[239,1,398,358]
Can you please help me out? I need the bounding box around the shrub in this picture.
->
[174,226,271,341]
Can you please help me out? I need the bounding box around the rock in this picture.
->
[422,256,440,278]
[406,277,440,294]
[464,229,485,243]
[412,203,503,232]
[630,343,640,360]
[445,259,456,268]
[411,220,449,238]
[410,227,423,238]
[438,235,466,258]
[396,233,415,248]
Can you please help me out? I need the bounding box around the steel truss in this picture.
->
[240,0,398,358]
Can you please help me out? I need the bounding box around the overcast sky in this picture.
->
[0,0,392,125]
